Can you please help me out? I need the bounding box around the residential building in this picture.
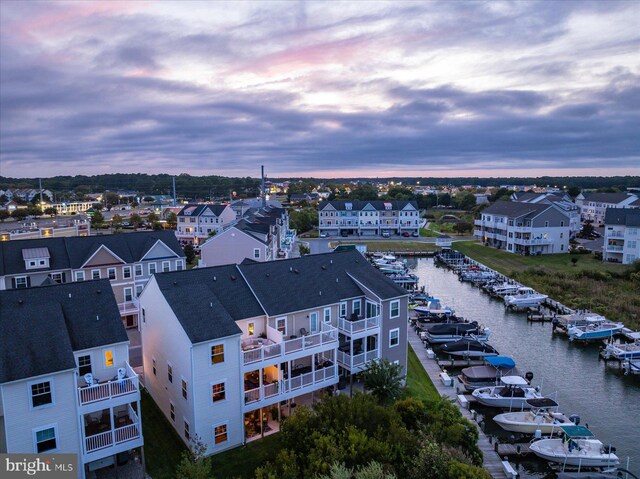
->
[603,208,640,264]
[139,250,408,454]
[318,200,420,236]
[49,201,95,215]
[474,201,571,254]
[0,281,143,478]
[3,188,54,202]
[511,191,581,236]
[0,221,90,242]
[230,199,283,219]
[575,192,639,225]
[0,231,185,329]
[176,204,236,245]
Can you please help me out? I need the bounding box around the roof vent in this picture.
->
[18,299,24,305]
[213,276,217,281]
[68,293,72,298]
[231,275,237,281]
[266,273,270,277]
[97,289,101,294]
[173,281,177,285]
[294,269,299,274]
[330,259,333,264]
[321,265,326,270]
[336,277,339,283]
[290,267,293,272]
[96,315,99,321]
[319,290,322,295]
[210,302,213,308]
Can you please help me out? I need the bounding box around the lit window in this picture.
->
[104,350,114,367]
[35,427,57,453]
[248,323,255,336]
[31,382,52,408]
[212,383,226,403]
[214,424,228,445]
[211,345,224,365]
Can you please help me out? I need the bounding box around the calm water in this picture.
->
[409,258,640,477]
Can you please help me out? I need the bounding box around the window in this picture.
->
[253,248,260,259]
[170,402,175,422]
[390,300,400,318]
[15,276,28,289]
[340,302,347,318]
[31,382,52,408]
[352,300,361,318]
[324,307,331,323]
[176,260,184,271]
[184,420,190,441]
[560,221,565,227]
[211,344,224,365]
[123,266,132,279]
[162,261,170,273]
[75,271,85,282]
[182,379,188,399]
[248,323,255,336]
[167,363,173,383]
[49,272,63,284]
[92,269,101,280]
[149,263,156,275]
[545,221,549,227]
[104,350,114,367]
[124,287,133,302]
[309,312,319,333]
[212,382,226,403]
[389,328,400,348]
[78,355,92,376]
[214,424,228,445]
[152,358,157,376]
[276,317,286,335]
[107,268,116,280]
[35,427,57,453]
[136,285,143,297]
[135,264,143,277]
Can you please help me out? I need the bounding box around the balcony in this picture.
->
[118,300,139,315]
[337,349,380,373]
[337,316,380,336]
[242,323,338,366]
[515,237,554,245]
[77,363,139,408]
[606,244,624,252]
[83,404,142,459]
[608,231,625,238]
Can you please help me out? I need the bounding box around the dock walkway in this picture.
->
[408,329,509,479]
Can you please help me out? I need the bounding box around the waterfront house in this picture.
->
[139,250,408,454]
[474,201,571,254]
[175,203,236,246]
[603,208,640,264]
[575,192,639,225]
[0,281,143,478]
[318,200,420,236]
[0,231,186,329]
[511,192,581,236]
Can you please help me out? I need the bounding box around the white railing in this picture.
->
[118,300,140,314]
[609,231,625,238]
[607,245,624,252]
[263,382,280,399]
[242,323,337,366]
[244,387,261,405]
[114,422,140,445]
[85,405,141,454]
[337,316,380,335]
[85,430,112,454]
[78,362,139,406]
[243,366,337,406]
[337,349,380,370]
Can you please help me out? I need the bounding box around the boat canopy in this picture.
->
[500,376,529,386]
[485,356,516,369]
[525,398,558,408]
[560,425,594,438]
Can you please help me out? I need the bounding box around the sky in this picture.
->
[1,0,639,179]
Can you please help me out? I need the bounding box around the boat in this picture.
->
[568,321,624,342]
[553,313,607,333]
[413,298,455,317]
[529,425,619,468]
[458,356,522,391]
[471,376,545,409]
[504,287,548,309]
[487,282,521,297]
[623,359,640,375]
[436,339,499,358]
[377,263,406,274]
[421,322,490,344]
[493,399,576,434]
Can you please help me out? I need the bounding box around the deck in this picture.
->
[408,328,510,479]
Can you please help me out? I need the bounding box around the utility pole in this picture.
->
[261,165,266,208]
[172,176,176,207]
[39,178,43,205]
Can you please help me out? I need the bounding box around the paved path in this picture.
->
[408,329,509,479]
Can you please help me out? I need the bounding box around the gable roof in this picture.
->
[481,201,552,219]
[604,207,640,227]
[582,192,636,204]
[0,280,128,383]
[319,200,418,211]
[177,203,230,217]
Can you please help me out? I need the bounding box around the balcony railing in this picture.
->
[78,363,139,406]
[242,323,338,366]
[243,365,337,405]
[337,349,380,371]
[606,245,624,252]
[118,300,139,314]
[608,231,625,238]
[337,316,380,335]
[84,405,141,454]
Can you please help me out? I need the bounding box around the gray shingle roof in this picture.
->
[319,200,418,211]
[481,201,551,219]
[177,203,230,217]
[604,208,640,227]
[0,280,128,383]
[582,192,636,204]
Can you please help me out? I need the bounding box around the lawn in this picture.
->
[453,241,640,330]
[405,344,439,402]
[330,240,438,252]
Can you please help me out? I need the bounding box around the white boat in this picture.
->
[493,399,576,434]
[413,298,455,317]
[373,255,398,265]
[504,287,548,309]
[472,376,544,409]
[529,425,619,468]
[421,322,490,344]
[623,359,640,375]
[488,282,521,297]
[602,340,640,360]
[458,356,521,391]
[568,321,624,342]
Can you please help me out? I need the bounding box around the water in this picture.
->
[410,258,640,477]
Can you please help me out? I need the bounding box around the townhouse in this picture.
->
[0,231,185,329]
[575,192,639,225]
[511,191,581,236]
[139,250,408,454]
[474,201,571,255]
[0,281,143,478]
[175,204,237,245]
[1,188,54,202]
[603,208,640,264]
[318,200,421,236]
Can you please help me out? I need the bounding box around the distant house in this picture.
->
[289,193,311,204]
[473,194,489,205]
[319,200,420,236]
[175,203,236,245]
[603,208,640,264]
[474,201,571,254]
[230,198,283,219]
[511,192,581,236]
[575,192,639,225]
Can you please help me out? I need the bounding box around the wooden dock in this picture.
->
[495,442,532,456]
[408,329,510,479]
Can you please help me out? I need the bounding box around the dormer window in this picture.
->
[345,203,352,211]
[23,247,50,270]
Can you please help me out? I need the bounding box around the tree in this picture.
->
[26,206,43,217]
[350,184,379,201]
[362,358,405,405]
[581,222,594,238]
[0,210,10,222]
[453,222,473,235]
[208,230,217,238]
[566,185,581,198]
[319,462,397,479]
[299,243,310,256]
[44,207,57,216]
[175,434,212,479]
[130,213,143,228]
[290,207,319,233]
[184,244,196,264]
[111,214,123,231]
[0,194,8,203]
[453,192,476,210]
[91,211,104,228]
[571,257,579,267]
[438,193,452,207]
[105,192,120,208]
[92,203,104,212]
[166,212,178,228]
[30,196,40,205]
[11,209,29,220]
[147,212,159,223]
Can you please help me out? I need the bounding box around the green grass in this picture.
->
[453,241,640,330]
[405,345,439,402]
[420,227,438,237]
[330,240,438,252]
[209,434,283,479]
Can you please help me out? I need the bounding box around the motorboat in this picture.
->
[377,262,406,274]
[410,292,432,303]
[529,425,619,468]
[493,399,576,434]
[568,321,624,342]
[623,359,640,375]
[460,270,497,283]
[602,340,640,360]
[436,339,499,358]
[458,356,521,391]
[487,282,521,297]
[553,312,607,333]
[421,322,490,344]
[413,298,455,317]
[504,287,548,309]
[472,376,544,409]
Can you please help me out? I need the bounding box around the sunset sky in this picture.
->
[1,0,639,178]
